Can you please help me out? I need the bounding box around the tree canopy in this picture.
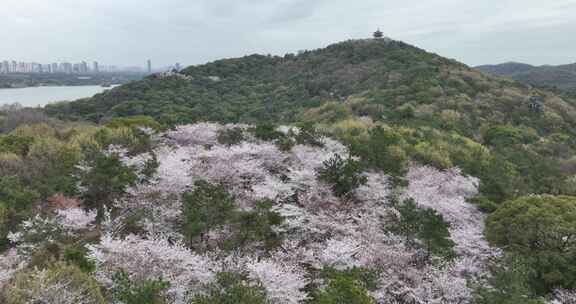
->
[486,195,576,293]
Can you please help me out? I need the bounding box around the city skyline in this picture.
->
[0,59,181,74]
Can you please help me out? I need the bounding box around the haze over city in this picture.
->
[2,0,576,67]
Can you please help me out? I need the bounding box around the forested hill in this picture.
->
[45,38,576,204]
[46,38,576,135]
[47,39,462,124]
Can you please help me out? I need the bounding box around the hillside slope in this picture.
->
[46,39,576,137]
[44,39,576,205]
[1,122,574,303]
[0,123,495,303]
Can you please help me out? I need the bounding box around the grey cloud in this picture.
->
[266,0,326,25]
[1,0,575,67]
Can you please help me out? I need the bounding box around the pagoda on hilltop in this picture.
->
[373,29,383,39]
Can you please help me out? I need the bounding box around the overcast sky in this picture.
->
[2,0,576,68]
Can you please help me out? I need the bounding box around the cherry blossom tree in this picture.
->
[55,208,96,231]
[87,234,219,303]
[0,248,25,289]
[246,258,309,304]
[404,166,498,263]
[551,289,576,304]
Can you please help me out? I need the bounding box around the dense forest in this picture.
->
[1,38,575,303]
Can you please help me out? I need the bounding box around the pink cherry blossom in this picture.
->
[246,258,309,304]
[55,208,96,231]
[88,234,219,303]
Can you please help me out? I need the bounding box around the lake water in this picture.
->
[0,85,116,107]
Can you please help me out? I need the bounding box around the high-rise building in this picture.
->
[93,61,99,73]
[60,62,73,74]
[80,61,88,73]
[147,59,152,74]
[0,61,8,73]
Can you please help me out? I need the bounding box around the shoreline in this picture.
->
[0,83,121,90]
[0,85,120,107]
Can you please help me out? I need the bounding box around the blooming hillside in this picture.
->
[1,123,572,303]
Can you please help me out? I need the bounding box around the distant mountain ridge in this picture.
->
[476,61,576,90]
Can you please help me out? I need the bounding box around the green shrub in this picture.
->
[473,255,544,304]
[141,154,160,181]
[26,138,82,197]
[391,199,455,259]
[352,127,408,177]
[182,180,235,245]
[0,176,39,249]
[3,262,105,304]
[0,176,38,215]
[312,268,375,304]
[301,101,351,124]
[224,199,284,251]
[484,125,525,147]
[79,152,137,220]
[63,246,96,273]
[275,135,296,151]
[485,195,576,293]
[477,156,522,204]
[0,134,34,156]
[93,127,153,155]
[319,267,380,291]
[190,272,270,304]
[0,204,10,251]
[295,123,324,147]
[112,270,170,304]
[469,196,498,213]
[217,127,245,146]
[251,124,284,141]
[413,142,453,169]
[316,154,367,198]
[395,103,415,119]
[105,115,163,132]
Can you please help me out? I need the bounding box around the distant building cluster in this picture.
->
[1,59,184,75]
[0,60,141,74]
